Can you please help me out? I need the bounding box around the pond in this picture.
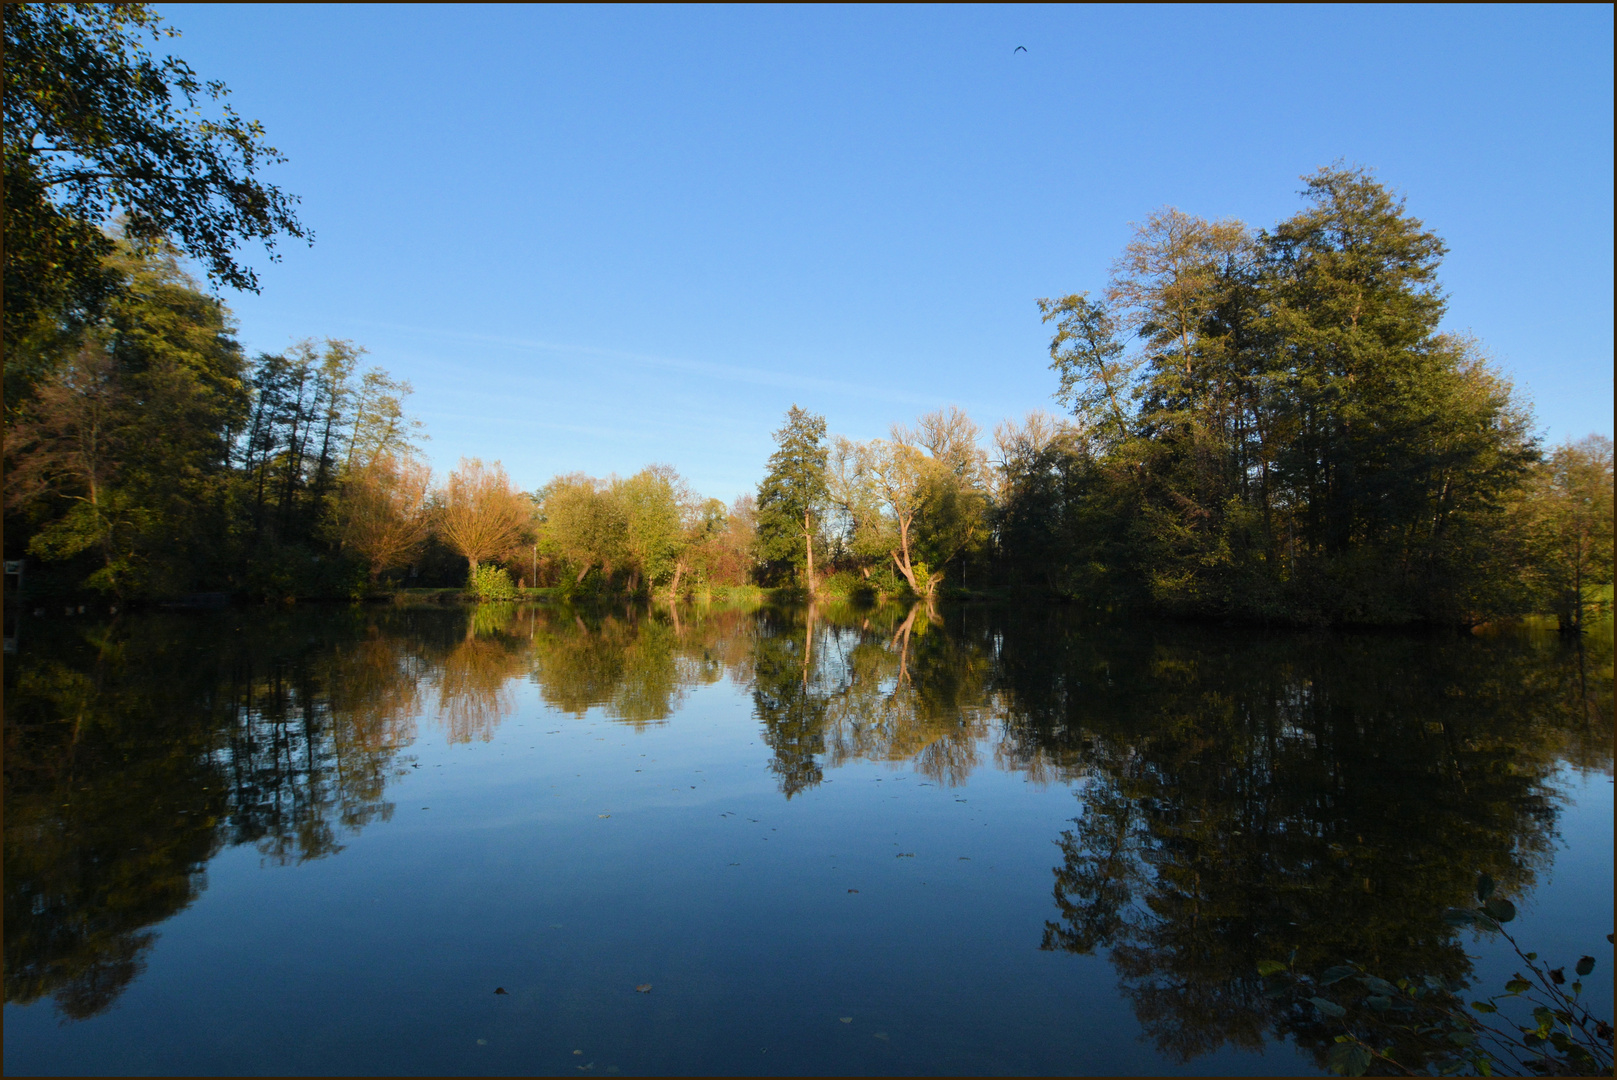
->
[3,601,1611,1076]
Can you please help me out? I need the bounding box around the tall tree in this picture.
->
[1030,165,1542,625]
[4,242,249,595]
[755,405,830,589]
[3,3,307,412]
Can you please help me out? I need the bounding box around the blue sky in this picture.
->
[156,4,1613,502]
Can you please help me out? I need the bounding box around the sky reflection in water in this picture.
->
[4,602,1611,1076]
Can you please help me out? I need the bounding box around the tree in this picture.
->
[1039,293,1134,446]
[4,241,249,595]
[681,495,756,594]
[614,465,690,596]
[539,473,628,587]
[334,452,432,583]
[3,340,136,590]
[755,405,830,588]
[435,458,532,579]
[1027,166,1543,625]
[913,407,991,590]
[1528,436,1615,634]
[826,435,891,576]
[3,3,308,355]
[865,432,935,595]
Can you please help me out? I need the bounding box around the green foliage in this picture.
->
[1517,437,1615,634]
[469,564,519,602]
[756,406,830,585]
[1260,878,1612,1076]
[2,2,307,318]
[1025,166,1549,625]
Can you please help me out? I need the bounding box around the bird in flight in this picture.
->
[1014,45,1027,53]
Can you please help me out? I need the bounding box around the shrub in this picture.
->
[469,564,519,601]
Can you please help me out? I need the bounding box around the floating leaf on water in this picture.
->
[598,814,611,819]
[1309,996,1347,1018]
[873,1032,889,1041]
[494,987,508,995]
[839,1017,852,1023]
[1576,955,1596,976]
[848,889,859,894]
[635,984,652,993]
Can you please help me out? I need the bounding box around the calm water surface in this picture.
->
[4,602,1611,1076]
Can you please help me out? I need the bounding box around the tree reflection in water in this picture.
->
[3,600,1609,1059]
[1002,613,1612,1069]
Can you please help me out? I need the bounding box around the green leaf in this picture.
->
[1444,908,1480,926]
[1470,1000,1497,1014]
[1447,1031,1477,1047]
[1358,975,1397,995]
[1476,874,1495,901]
[1505,979,1531,994]
[1481,897,1515,923]
[1326,1041,1373,1076]
[1366,995,1392,1011]
[1321,965,1358,986]
[1257,960,1288,977]
[1310,996,1348,1019]
[1575,955,1595,977]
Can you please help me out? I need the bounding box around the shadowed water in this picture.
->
[4,601,1611,1076]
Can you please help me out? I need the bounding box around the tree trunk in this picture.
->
[803,510,815,594]
[890,549,918,592]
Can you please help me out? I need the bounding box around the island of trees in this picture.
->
[4,4,1611,630]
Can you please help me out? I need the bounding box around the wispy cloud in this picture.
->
[347,319,936,407]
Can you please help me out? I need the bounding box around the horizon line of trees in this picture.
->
[748,166,1613,631]
[5,177,1612,629]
